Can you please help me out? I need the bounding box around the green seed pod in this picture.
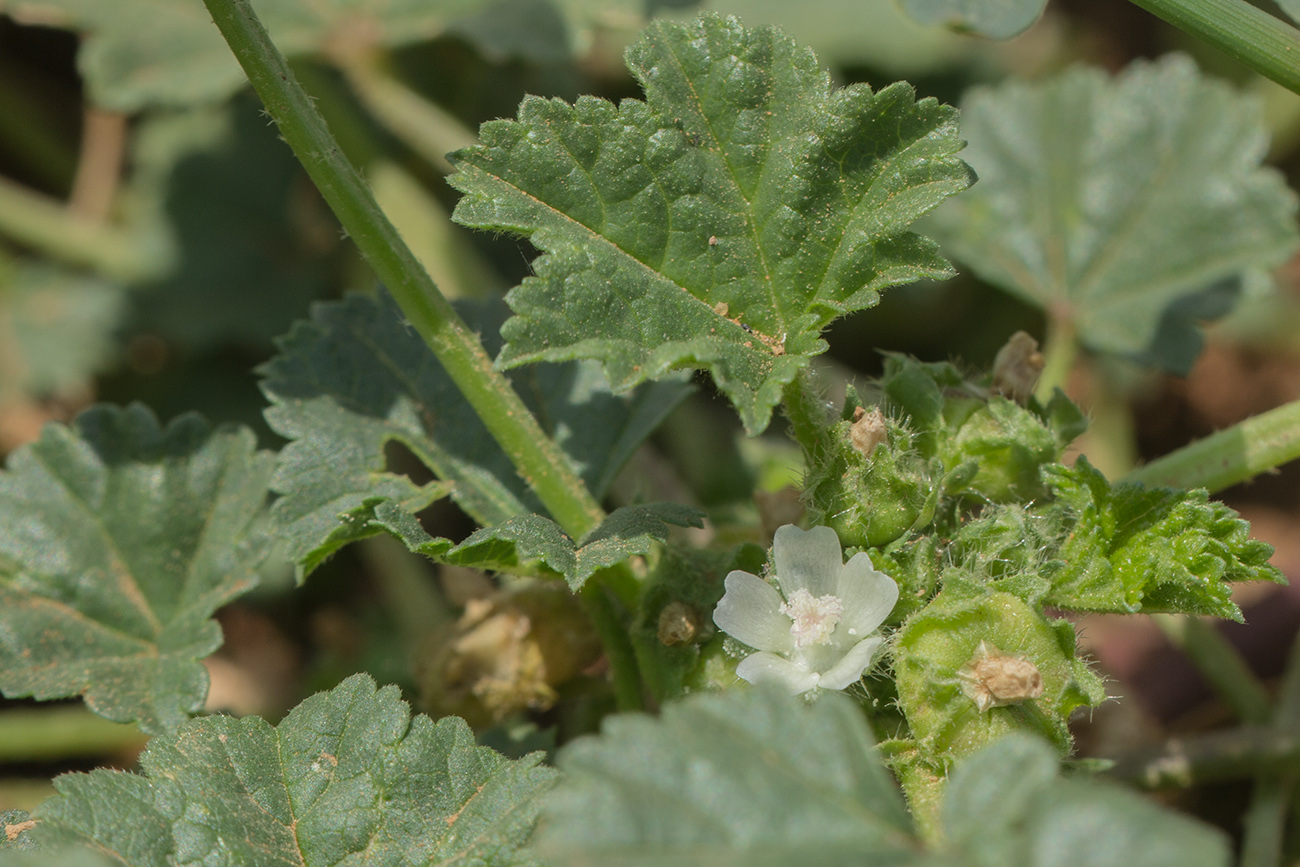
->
[892,589,1106,762]
[801,407,937,549]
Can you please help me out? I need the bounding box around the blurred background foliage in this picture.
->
[2,0,1300,844]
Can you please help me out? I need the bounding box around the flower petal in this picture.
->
[836,552,900,637]
[736,652,821,694]
[713,571,793,653]
[772,524,842,598]
[817,635,885,691]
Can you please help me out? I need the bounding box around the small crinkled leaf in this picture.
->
[898,0,1047,38]
[930,55,1300,373]
[1,263,126,397]
[943,735,1230,867]
[1042,458,1282,620]
[450,12,972,433]
[28,674,556,867]
[373,501,704,589]
[261,291,690,578]
[0,0,624,111]
[0,404,274,734]
[538,686,918,866]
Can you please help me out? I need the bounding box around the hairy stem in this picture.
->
[782,369,833,465]
[1123,397,1300,493]
[201,0,604,540]
[1126,0,1300,96]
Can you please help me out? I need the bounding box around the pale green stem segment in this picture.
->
[341,58,478,176]
[1241,629,1300,867]
[1033,313,1077,403]
[782,369,834,464]
[1152,614,1272,725]
[200,0,605,540]
[0,174,160,282]
[1106,725,1300,787]
[1123,397,1300,494]
[1126,0,1300,96]
[0,706,146,761]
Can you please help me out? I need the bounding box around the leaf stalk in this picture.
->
[1126,0,1300,96]
[200,0,605,541]
[1123,396,1300,493]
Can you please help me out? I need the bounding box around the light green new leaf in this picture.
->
[27,674,556,867]
[943,735,1230,867]
[261,292,690,578]
[450,13,972,433]
[0,405,274,734]
[1281,0,1300,24]
[1039,458,1282,621]
[930,55,1299,373]
[898,0,1047,38]
[0,0,629,112]
[537,687,919,866]
[374,501,704,589]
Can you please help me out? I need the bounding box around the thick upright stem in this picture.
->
[200,0,604,540]
[1127,0,1300,96]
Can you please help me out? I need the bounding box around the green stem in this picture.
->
[894,755,947,847]
[200,0,604,540]
[580,583,643,711]
[1105,725,1300,787]
[341,58,477,176]
[1126,0,1300,96]
[1152,614,1272,724]
[1123,397,1300,493]
[0,706,146,761]
[0,175,158,282]
[782,369,832,464]
[1034,312,1077,403]
[1242,628,1300,867]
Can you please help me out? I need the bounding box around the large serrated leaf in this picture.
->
[1039,459,1282,621]
[536,687,919,866]
[450,12,972,433]
[0,0,630,111]
[897,0,1047,38]
[374,500,704,589]
[261,291,691,578]
[929,55,1299,374]
[0,405,274,734]
[942,735,1230,867]
[26,674,556,867]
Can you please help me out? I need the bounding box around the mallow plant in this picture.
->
[4,0,1300,865]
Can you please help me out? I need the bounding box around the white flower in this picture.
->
[712,524,899,695]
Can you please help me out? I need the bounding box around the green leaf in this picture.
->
[373,501,704,589]
[897,0,1047,38]
[0,0,621,112]
[930,55,1299,373]
[0,405,274,734]
[1039,458,1283,620]
[942,735,1230,867]
[450,12,972,433]
[537,686,919,866]
[28,674,556,866]
[1281,0,1300,24]
[0,263,126,398]
[261,291,690,577]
